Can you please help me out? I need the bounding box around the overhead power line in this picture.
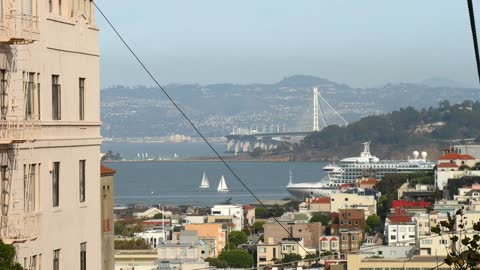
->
[92,2,315,257]
[467,0,480,84]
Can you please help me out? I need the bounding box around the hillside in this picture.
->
[297,100,480,160]
[100,75,480,138]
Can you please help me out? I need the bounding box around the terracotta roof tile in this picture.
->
[438,153,476,160]
[437,163,459,168]
[311,197,330,204]
[101,165,116,175]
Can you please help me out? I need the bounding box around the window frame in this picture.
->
[79,160,86,203]
[79,78,85,120]
[52,162,60,207]
[80,242,86,270]
[52,75,61,120]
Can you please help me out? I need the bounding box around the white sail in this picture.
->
[217,175,229,192]
[200,172,210,189]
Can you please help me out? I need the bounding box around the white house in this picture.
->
[211,204,244,230]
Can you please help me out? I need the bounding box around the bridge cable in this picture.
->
[467,0,480,84]
[93,2,315,257]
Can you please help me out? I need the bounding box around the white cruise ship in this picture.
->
[286,142,435,199]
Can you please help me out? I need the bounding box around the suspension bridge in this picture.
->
[225,86,348,153]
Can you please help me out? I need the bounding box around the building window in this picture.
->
[49,0,53,13]
[52,162,60,207]
[53,249,60,270]
[80,242,86,270]
[52,75,61,120]
[24,72,37,120]
[79,160,85,202]
[58,0,62,15]
[23,164,36,212]
[258,248,266,253]
[79,78,85,120]
[0,166,7,214]
[0,70,6,120]
[391,235,396,240]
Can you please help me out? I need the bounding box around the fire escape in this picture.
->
[0,1,40,244]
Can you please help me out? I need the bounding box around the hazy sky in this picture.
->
[97,0,480,88]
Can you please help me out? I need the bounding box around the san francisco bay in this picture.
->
[106,161,327,206]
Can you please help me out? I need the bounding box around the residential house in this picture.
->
[263,222,324,249]
[184,223,226,257]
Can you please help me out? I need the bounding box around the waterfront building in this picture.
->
[0,0,102,268]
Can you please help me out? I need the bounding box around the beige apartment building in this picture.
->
[0,0,102,269]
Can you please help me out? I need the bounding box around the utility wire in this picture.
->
[467,0,480,84]
[92,2,314,257]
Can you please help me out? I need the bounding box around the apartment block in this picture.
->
[0,0,102,269]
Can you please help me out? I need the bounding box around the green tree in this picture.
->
[0,240,24,270]
[204,257,228,268]
[366,214,382,233]
[253,221,265,234]
[218,250,254,268]
[153,213,163,219]
[310,213,329,226]
[431,208,480,270]
[281,253,303,263]
[114,238,151,250]
[228,231,248,247]
[255,207,269,219]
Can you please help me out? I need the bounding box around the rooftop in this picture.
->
[438,153,476,160]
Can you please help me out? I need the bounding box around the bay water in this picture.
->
[102,142,327,206]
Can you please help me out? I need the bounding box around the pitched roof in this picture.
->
[244,205,256,211]
[360,178,379,185]
[101,165,116,175]
[437,163,459,168]
[438,153,476,160]
[311,197,330,204]
[389,215,413,223]
[392,200,430,209]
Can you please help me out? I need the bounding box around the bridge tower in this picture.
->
[313,87,319,131]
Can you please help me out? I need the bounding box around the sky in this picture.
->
[96,0,480,88]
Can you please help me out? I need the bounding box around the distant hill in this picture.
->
[100,76,480,138]
[420,77,467,88]
[298,100,480,160]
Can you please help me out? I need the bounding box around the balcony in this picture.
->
[0,213,40,243]
[0,118,39,144]
[0,14,39,44]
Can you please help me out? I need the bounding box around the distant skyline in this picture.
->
[97,1,480,88]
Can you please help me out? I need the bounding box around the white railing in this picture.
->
[0,117,39,143]
[0,213,40,241]
[0,14,39,43]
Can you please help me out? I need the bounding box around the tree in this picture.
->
[204,257,228,268]
[114,238,151,250]
[310,213,329,226]
[431,208,480,270]
[253,221,265,234]
[280,253,303,263]
[153,213,163,219]
[218,250,254,268]
[228,231,248,247]
[0,240,24,270]
[366,214,382,233]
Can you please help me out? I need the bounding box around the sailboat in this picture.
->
[217,175,229,192]
[199,172,210,189]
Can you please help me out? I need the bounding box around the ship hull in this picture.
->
[286,185,338,200]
